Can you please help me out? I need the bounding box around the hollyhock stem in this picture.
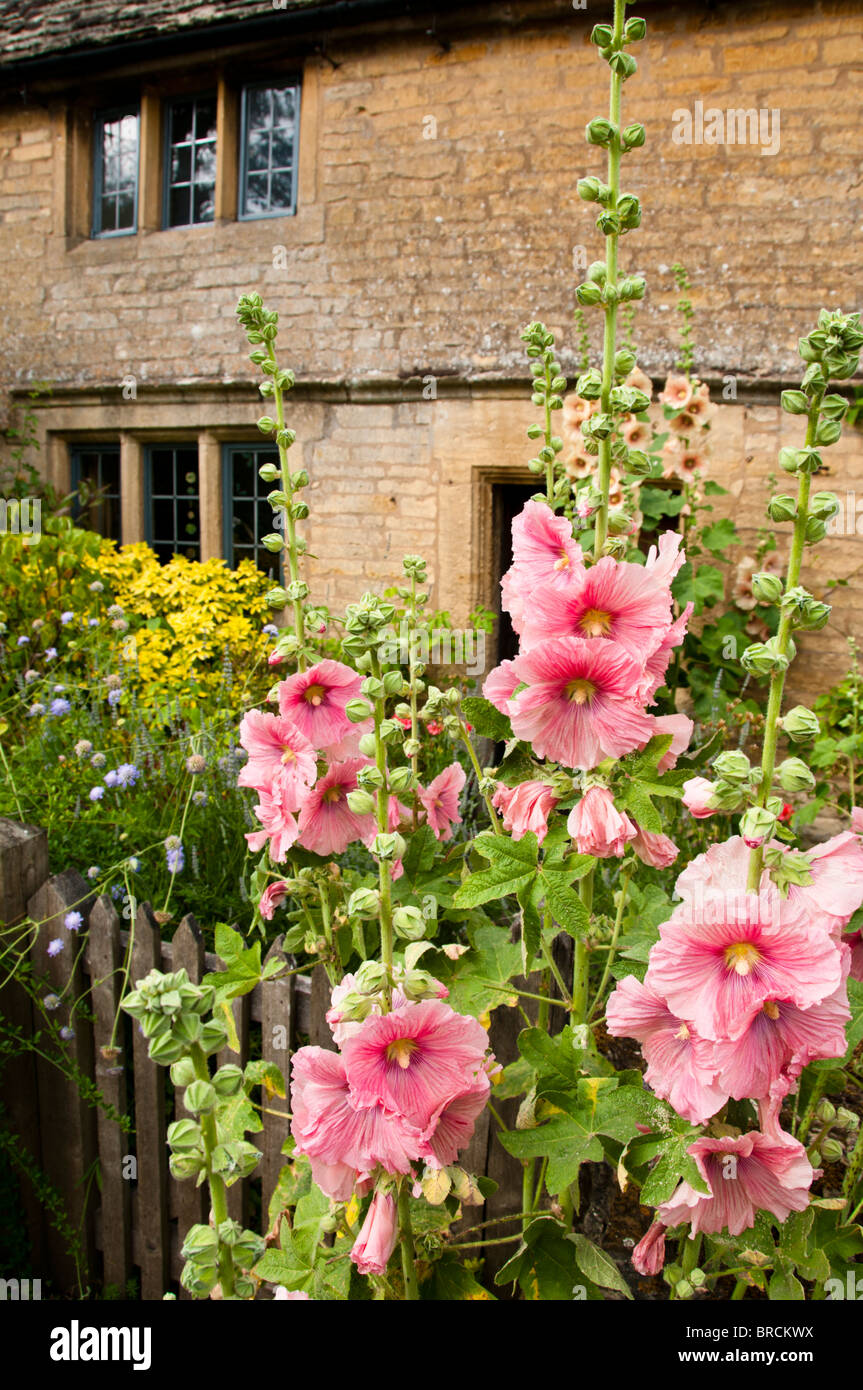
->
[593,0,626,560]
[270,342,307,673]
[842,1124,863,1201]
[396,1182,419,1300]
[540,930,572,1008]
[370,653,394,998]
[588,858,634,1020]
[572,869,594,1021]
[746,393,823,892]
[408,573,420,829]
[458,719,502,832]
[189,1042,235,1300]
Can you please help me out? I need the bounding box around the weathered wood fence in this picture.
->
[0,817,530,1298]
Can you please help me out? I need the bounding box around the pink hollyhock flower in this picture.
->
[646,886,843,1042]
[650,712,693,772]
[418,762,466,841]
[508,636,656,770]
[290,1047,421,1189]
[483,659,520,716]
[245,785,301,862]
[631,1222,666,1277]
[419,1075,491,1168]
[644,530,686,587]
[259,880,291,921]
[606,976,727,1125]
[639,603,693,703]
[846,930,863,983]
[519,557,676,663]
[351,1191,398,1277]
[657,1132,815,1237]
[273,1287,310,1300]
[502,500,583,604]
[278,660,372,758]
[492,780,559,845]
[631,825,679,869]
[297,758,376,856]
[659,374,694,411]
[340,999,489,1132]
[567,786,636,859]
[783,830,863,934]
[682,776,717,819]
[237,710,318,808]
[707,970,851,1101]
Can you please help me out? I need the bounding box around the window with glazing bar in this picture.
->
[239,83,300,219]
[164,95,217,227]
[93,108,139,236]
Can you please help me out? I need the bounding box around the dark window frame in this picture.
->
[144,444,201,563]
[92,106,139,238]
[69,444,122,541]
[238,80,301,221]
[222,442,283,577]
[162,92,218,229]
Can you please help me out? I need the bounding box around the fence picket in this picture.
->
[130,901,169,1299]
[87,894,133,1295]
[27,870,98,1295]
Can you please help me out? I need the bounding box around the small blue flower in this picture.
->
[59,1026,75,1041]
[104,770,119,788]
[86,865,101,879]
[116,763,139,787]
[88,786,105,802]
[45,647,57,659]
[64,911,83,932]
[110,885,123,901]
[192,790,208,807]
[262,623,278,637]
[53,684,65,694]
[91,752,107,769]
[164,836,185,875]
[16,635,30,646]
[49,697,71,717]
[88,618,99,628]
[43,993,61,1011]
[125,856,142,873]
[47,938,64,957]
[28,702,45,717]
[107,688,123,707]
[89,581,104,593]
[60,611,74,624]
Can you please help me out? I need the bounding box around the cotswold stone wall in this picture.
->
[1,0,862,698]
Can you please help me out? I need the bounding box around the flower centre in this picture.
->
[763,1000,781,1021]
[304,683,326,707]
[724,941,762,976]
[553,549,571,572]
[565,677,597,705]
[323,786,342,804]
[579,609,613,638]
[674,1022,690,1041]
[281,746,296,764]
[385,1036,419,1070]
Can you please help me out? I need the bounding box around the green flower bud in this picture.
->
[820,1138,844,1163]
[781,390,809,416]
[586,118,617,148]
[767,494,797,522]
[618,276,646,300]
[740,805,778,848]
[577,176,602,202]
[354,959,388,994]
[586,261,608,285]
[373,832,407,861]
[388,765,416,793]
[266,586,290,609]
[358,733,377,757]
[403,737,421,758]
[778,447,803,474]
[346,789,376,815]
[170,1153,205,1181]
[805,516,827,544]
[400,968,445,1001]
[347,886,381,919]
[184,1080,217,1115]
[712,750,751,783]
[257,415,276,435]
[258,462,280,482]
[623,16,647,42]
[392,906,427,941]
[815,418,842,447]
[261,533,284,553]
[689,1268,706,1289]
[820,393,849,421]
[741,642,778,676]
[576,369,603,400]
[383,669,405,696]
[810,491,840,521]
[781,705,820,743]
[777,757,816,793]
[614,348,637,376]
[751,571,783,603]
[170,1057,197,1088]
[675,1279,694,1301]
[576,281,603,307]
[167,1118,202,1152]
[617,194,642,229]
[198,1019,229,1056]
[622,122,646,151]
[836,1107,859,1131]
[356,764,385,789]
[607,507,633,535]
[148,1033,185,1065]
[343,698,372,725]
[212,1064,245,1098]
[590,23,614,47]
[596,211,620,237]
[816,1098,837,1124]
[624,449,653,477]
[609,50,637,78]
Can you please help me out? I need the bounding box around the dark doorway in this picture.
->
[493,482,537,666]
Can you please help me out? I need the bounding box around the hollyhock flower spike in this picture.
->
[492,780,559,845]
[567,786,636,859]
[418,762,466,841]
[508,636,656,771]
[340,998,489,1132]
[351,1191,398,1277]
[278,659,372,758]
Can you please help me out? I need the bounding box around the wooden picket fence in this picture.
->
[0,817,530,1298]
